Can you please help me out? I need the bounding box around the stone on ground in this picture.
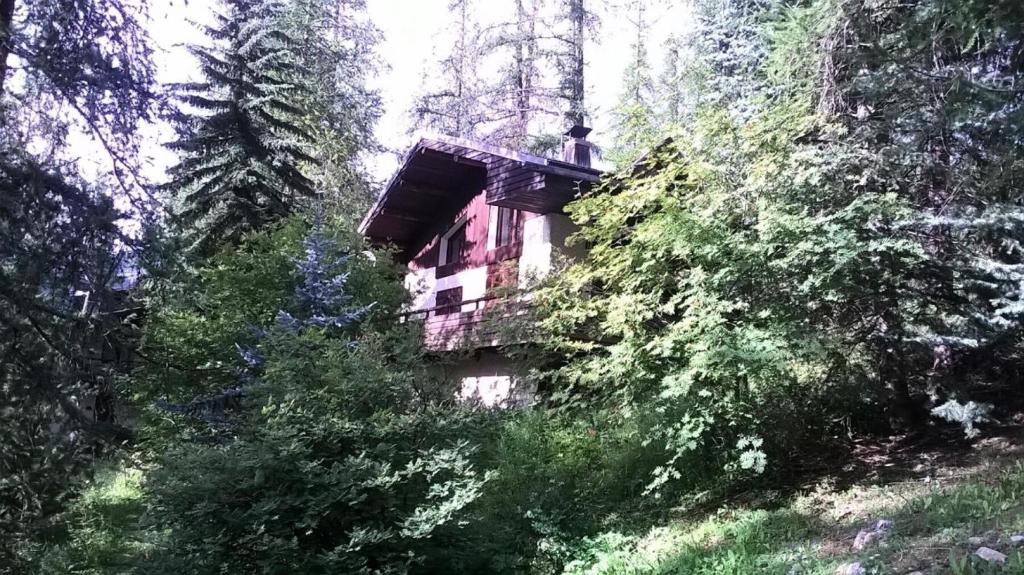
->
[975,546,1007,563]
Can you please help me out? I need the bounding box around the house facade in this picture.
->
[359,127,600,406]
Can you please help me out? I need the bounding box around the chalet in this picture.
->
[360,126,601,407]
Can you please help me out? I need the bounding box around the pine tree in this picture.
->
[166,0,319,257]
[658,33,688,126]
[483,0,548,148]
[811,0,1024,421]
[283,0,382,217]
[692,0,768,119]
[0,1,154,565]
[412,0,489,139]
[415,0,596,151]
[608,0,658,164]
[554,0,593,129]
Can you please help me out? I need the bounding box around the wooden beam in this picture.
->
[397,180,448,197]
[379,209,433,223]
[418,147,487,168]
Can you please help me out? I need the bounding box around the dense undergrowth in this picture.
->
[8,0,1024,572]
[35,433,1024,574]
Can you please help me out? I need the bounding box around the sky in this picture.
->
[143,0,695,187]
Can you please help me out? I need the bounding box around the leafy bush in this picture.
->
[125,214,503,573]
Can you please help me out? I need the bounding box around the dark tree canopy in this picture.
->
[166,0,320,256]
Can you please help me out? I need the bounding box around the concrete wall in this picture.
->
[446,349,535,408]
[518,213,580,289]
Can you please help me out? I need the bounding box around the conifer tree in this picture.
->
[692,0,768,119]
[166,0,319,256]
[412,0,489,139]
[0,1,155,564]
[554,0,594,128]
[283,0,382,216]
[658,33,690,126]
[414,0,598,152]
[486,0,546,148]
[608,0,658,164]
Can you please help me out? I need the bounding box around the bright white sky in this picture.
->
[144,0,694,188]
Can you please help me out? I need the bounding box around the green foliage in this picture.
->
[280,0,381,214]
[608,3,658,166]
[537,0,1024,499]
[1,0,155,566]
[126,216,504,573]
[561,461,1024,575]
[167,0,380,255]
[140,407,493,573]
[36,464,156,574]
[0,154,137,571]
[135,215,402,404]
[167,0,317,255]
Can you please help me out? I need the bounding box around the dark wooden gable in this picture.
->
[360,140,487,244]
[360,136,602,248]
[486,158,600,213]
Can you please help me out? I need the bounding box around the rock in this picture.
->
[968,536,985,545]
[853,519,893,550]
[836,562,866,575]
[1010,534,1024,546]
[906,571,925,575]
[975,547,1007,563]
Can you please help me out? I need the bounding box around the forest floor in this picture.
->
[38,425,1024,574]
[567,424,1024,575]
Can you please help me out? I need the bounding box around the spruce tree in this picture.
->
[0,2,155,564]
[283,0,381,215]
[608,0,658,164]
[167,0,319,256]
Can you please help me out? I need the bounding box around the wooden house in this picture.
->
[360,126,601,406]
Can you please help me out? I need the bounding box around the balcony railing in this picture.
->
[398,294,532,351]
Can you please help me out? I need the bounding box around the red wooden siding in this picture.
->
[407,189,539,278]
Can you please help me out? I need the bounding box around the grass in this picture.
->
[563,443,1024,574]
[36,464,159,574]
[28,433,1024,574]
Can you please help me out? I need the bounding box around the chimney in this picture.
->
[562,125,592,168]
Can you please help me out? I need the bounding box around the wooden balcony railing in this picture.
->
[398,294,532,351]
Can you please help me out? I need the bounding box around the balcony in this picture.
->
[398,294,531,352]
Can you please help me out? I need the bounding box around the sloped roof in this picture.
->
[359,134,601,245]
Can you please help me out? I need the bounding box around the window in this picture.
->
[494,207,520,248]
[444,221,467,265]
[435,286,463,315]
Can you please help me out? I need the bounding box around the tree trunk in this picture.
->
[565,0,586,127]
[513,0,533,145]
[0,0,15,97]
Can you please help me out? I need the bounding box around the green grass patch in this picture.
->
[36,463,158,574]
[562,462,1024,574]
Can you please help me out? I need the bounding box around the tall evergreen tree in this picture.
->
[554,0,594,129]
[486,0,546,148]
[658,33,690,126]
[608,0,658,164]
[412,0,489,139]
[692,0,769,119]
[808,0,1024,421]
[166,0,319,256]
[414,0,598,152]
[284,0,382,216]
[0,0,155,566]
